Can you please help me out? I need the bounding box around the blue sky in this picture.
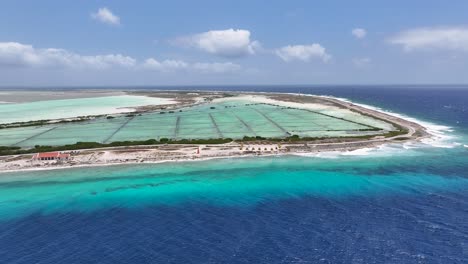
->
[1,0,468,86]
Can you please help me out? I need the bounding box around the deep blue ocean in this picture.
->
[0,86,467,263]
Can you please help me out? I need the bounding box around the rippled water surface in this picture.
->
[1,86,467,264]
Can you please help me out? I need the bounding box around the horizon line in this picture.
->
[1,84,468,89]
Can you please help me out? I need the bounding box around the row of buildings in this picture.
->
[32,152,71,161]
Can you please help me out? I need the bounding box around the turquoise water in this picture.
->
[1,87,467,263]
[1,149,467,220]
[0,95,173,124]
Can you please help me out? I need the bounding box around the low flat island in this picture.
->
[0,90,429,172]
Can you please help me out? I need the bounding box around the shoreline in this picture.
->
[0,138,413,175]
[0,91,437,174]
[0,151,287,174]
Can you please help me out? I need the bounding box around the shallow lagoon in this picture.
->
[0,95,173,124]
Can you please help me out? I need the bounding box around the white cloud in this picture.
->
[352,28,367,39]
[353,57,371,67]
[0,42,42,66]
[91,7,120,25]
[178,29,260,57]
[142,58,189,71]
[0,42,241,74]
[143,58,240,73]
[389,26,468,52]
[0,42,135,69]
[192,62,241,73]
[275,44,331,62]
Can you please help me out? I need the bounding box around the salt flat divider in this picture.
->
[103,116,136,143]
[174,116,181,139]
[235,115,257,136]
[301,108,377,129]
[253,109,290,136]
[12,127,58,146]
[209,113,224,138]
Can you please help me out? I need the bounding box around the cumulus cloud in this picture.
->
[0,42,42,67]
[389,26,468,52]
[275,44,331,62]
[143,58,240,73]
[0,42,135,69]
[0,42,242,74]
[192,62,241,73]
[178,29,260,57]
[91,7,120,25]
[352,28,367,39]
[142,58,189,71]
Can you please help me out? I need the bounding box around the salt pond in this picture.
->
[0,95,174,124]
[0,98,395,147]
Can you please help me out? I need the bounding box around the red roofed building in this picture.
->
[32,152,70,161]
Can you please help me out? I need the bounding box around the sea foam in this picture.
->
[322,95,460,149]
[289,94,462,159]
